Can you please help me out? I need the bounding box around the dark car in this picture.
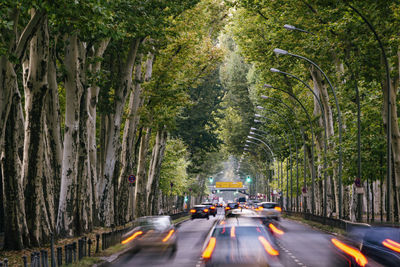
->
[121,216,177,256]
[360,226,400,266]
[258,202,281,220]
[224,202,239,216]
[200,217,281,266]
[202,202,217,217]
[190,205,210,220]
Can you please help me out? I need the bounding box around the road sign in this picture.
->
[215,182,243,188]
[128,175,136,184]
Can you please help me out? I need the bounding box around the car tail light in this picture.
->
[204,209,209,212]
[382,239,400,253]
[258,236,279,256]
[269,223,284,236]
[274,206,282,212]
[162,229,175,242]
[121,231,143,244]
[210,206,215,209]
[225,207,230,210]
[202,237,216,259]
[331,238,367,267]
[256,206,263,211]
[190,209,196,213]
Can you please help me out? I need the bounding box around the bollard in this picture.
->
[23,256,28,267]
[36,252,41,267]
[88,239,92,257]
[83,236,87,256]
[78,239,83,260]
[3,258,8,267]
[67,244,72,264]
[41,250,46,267]
[64,245,68,264]
[50,233,55,267]
[72,242,77,262]
[44,251,49,267]
[56,247,62,267]
[101,233,105,250]
[96,234,100,253]
[31,252,35,267]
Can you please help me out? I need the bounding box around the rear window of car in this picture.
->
[262,203,277,209]
[228,203,238,208]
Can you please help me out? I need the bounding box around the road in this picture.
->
[110,208,381,267]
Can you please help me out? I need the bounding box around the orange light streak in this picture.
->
[331,238,367,267]
[269,223,284,236]
[162,229,175,242]
[258,236,279,256]
[382,239,400,253]
[202,237,216,259]
[231,226,236,238]
[121,231,143,244]
[190,209,196,213]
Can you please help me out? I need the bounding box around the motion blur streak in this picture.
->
[269,223,284,235]
[230,226,236,238]
[190,209,196,213]
[122,231,143,244]
[162,229,175,242]
[382,239,400,253]
[219,220,225,225]
[204,209,209,212]
[331,238,367,266]
[258,236,279,256]
[202,237,216,259]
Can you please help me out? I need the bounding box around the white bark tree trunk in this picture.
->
[99,38,140,226]
[23,14,53,246]
[56,34,83,236]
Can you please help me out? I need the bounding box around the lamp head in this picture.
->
[254,119,261,123]
[270,68,281,73]
[284,24,296,30]
[254,114,262,118]
[256,106,264,110]
[260,95,269,99]
[273,48,288,55]
[263,84,273,88]
[249,131,255,134]
[250,127,257,130]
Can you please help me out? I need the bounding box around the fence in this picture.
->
[0,211,189,266]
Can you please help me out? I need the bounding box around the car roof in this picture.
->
[260,201,277,204]
[194,204,206,207]
[218,217,263,227]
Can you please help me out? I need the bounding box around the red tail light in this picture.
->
[382,239,400,253]
[202,237,216,259]
[204,209,209,212]
[331,238,367,267]
[190,209,196,213]
[225,207,230,210]
[274,206,282,212]
[210,206,215,209]
[122,231,143,244]
[258,236,279,256]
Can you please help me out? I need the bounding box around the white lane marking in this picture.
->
[278,240,307,267]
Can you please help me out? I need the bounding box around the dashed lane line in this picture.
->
[277,240,307,267]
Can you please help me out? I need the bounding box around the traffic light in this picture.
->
[246,176,251,183]
[209,176,213,183]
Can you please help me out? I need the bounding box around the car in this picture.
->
[257,202,282,220]
[224,202,239,215]
[200,217,281,266]
[202,202,217,217]
[121,216,177,256]
[190,205,210,220]
[360,226,400,266]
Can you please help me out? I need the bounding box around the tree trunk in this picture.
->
[23,14,53,245]
[134,128,152,218]
[148,129,168,215]
[56,34,83,236]
[99,38,140,226]
[0,58,31,250]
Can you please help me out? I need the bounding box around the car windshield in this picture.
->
[261,203,277,209]
[137,217,171,231]
[227,203,238,208]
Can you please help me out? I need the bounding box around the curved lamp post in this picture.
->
[254,111,298,211]
[270,67,330,217]
[273,48,343,219]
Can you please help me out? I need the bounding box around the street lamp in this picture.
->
[273,48,344,219]
[284,24,315,34]
[269,68,330,218]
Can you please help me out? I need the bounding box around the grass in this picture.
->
[283,213,347,236]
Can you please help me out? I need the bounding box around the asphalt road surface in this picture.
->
[110,208,382,267]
